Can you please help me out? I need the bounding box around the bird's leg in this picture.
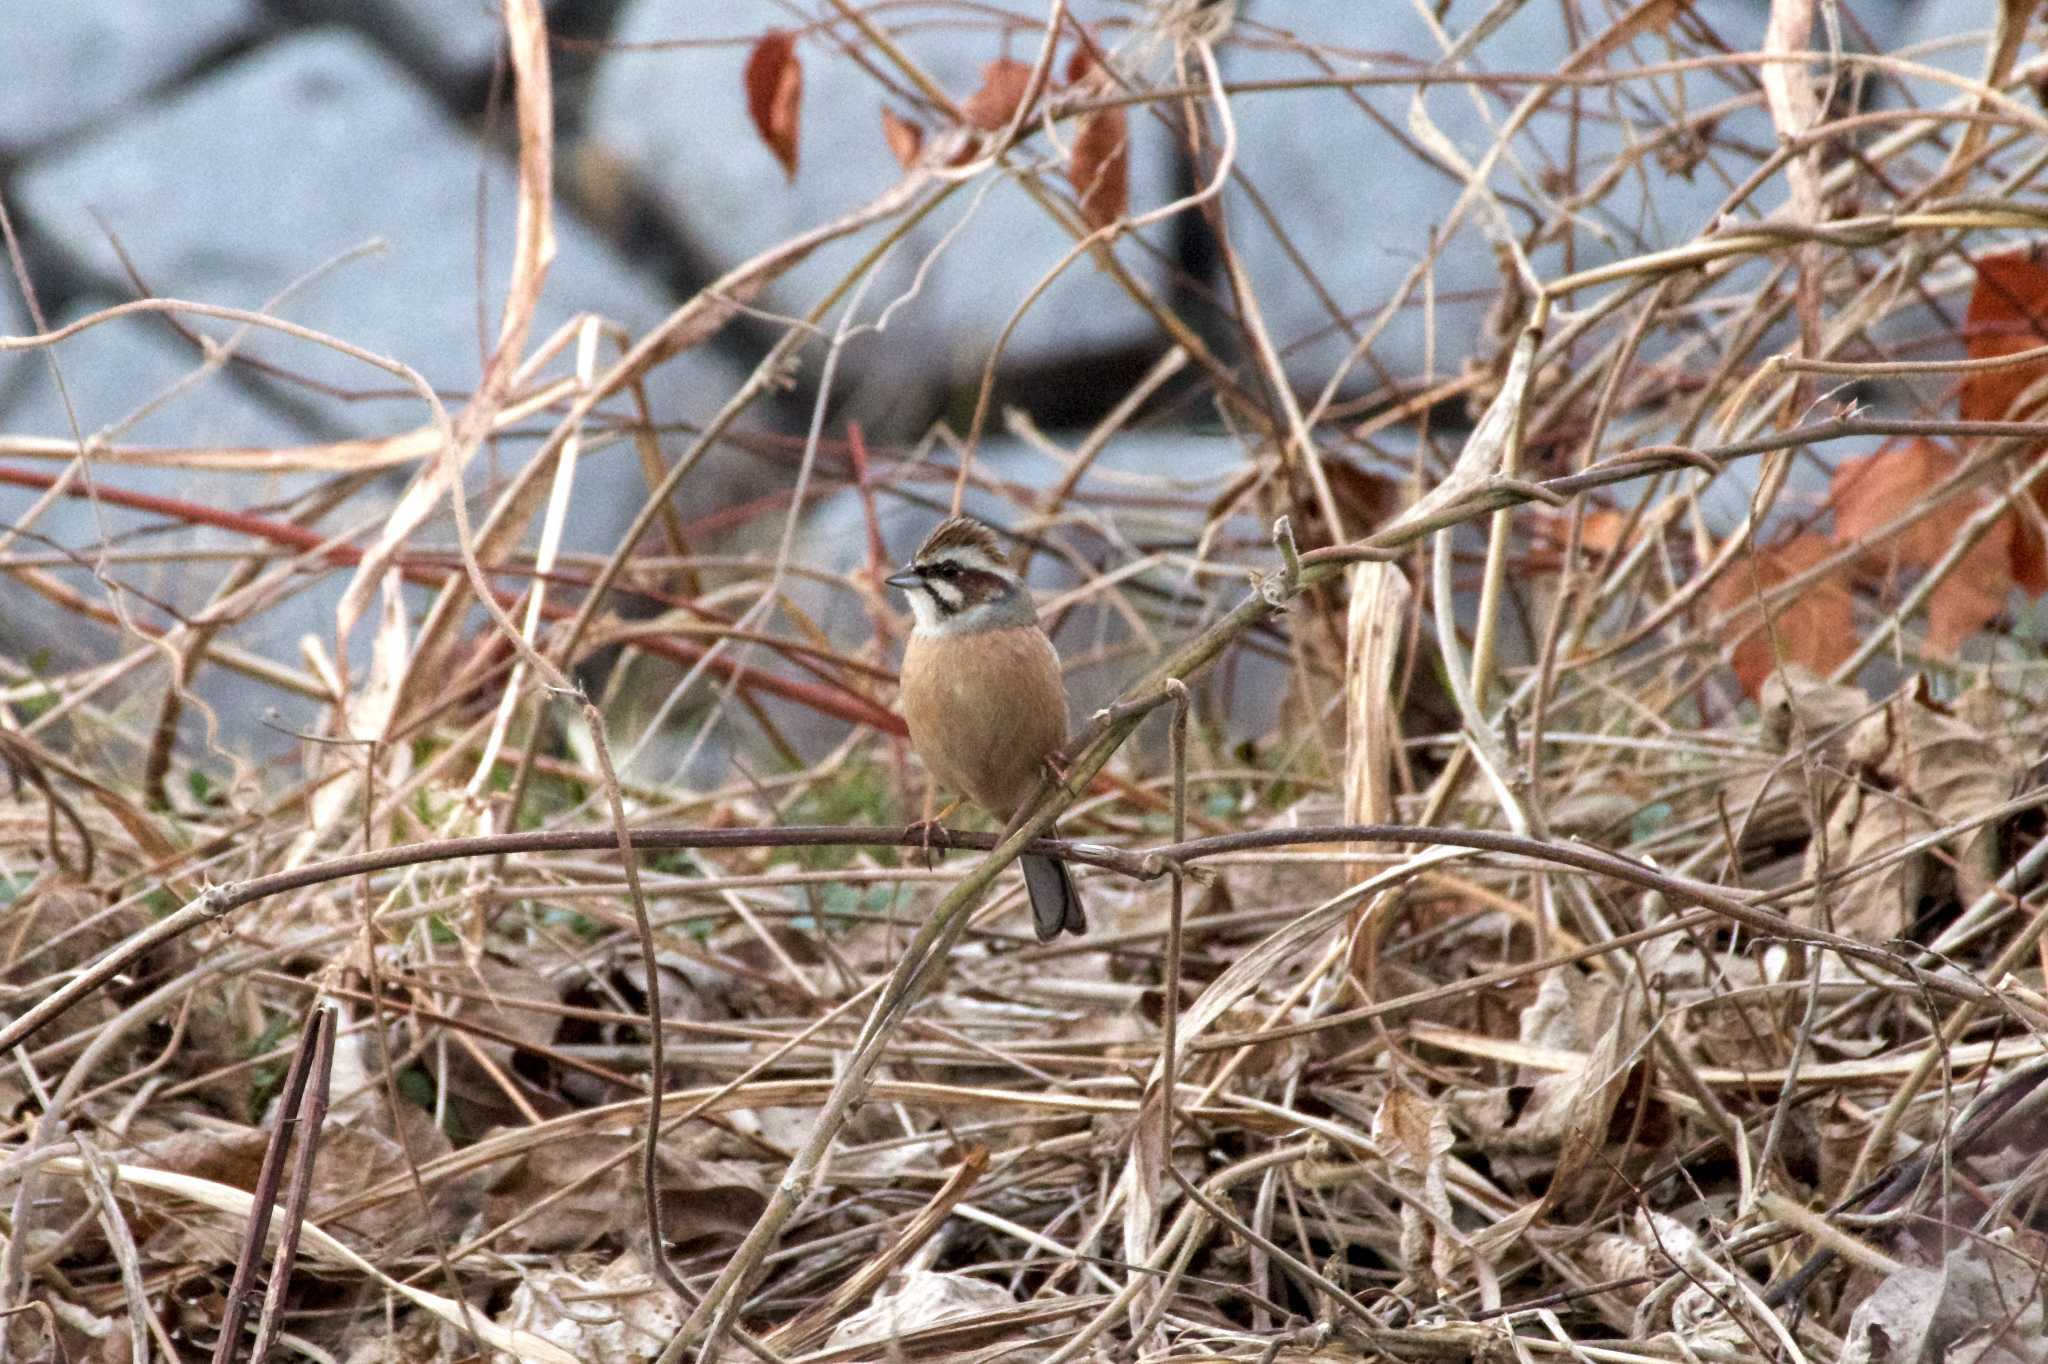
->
[905,790,962,870]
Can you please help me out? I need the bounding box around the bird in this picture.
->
[887,516,1087,940]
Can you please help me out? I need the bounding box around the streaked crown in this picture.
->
[914,516,1010,574]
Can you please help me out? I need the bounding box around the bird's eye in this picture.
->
[932,562,959,578]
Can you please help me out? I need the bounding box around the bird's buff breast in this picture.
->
[899,624,1069,817]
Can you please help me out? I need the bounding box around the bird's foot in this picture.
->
[905,802,962,869]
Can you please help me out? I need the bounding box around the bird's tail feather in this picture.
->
[1021,825,1085,941]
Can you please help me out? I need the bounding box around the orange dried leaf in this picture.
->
[744,30,802,179]
[1831,439,2014,652]
[1961,251,2048,578]
[880,106,923,170]
[1962,250,2048,422]
[962,58,1033,131]
[1528,508,1639,571]
[1576,508,1634,556]
[1707,534,1857,699]
[1832,439,1968,573]
[1927,526,2012,653]
[1068,106,1129,230]
[2011,518,2048,595]
[1060,41,1127,229]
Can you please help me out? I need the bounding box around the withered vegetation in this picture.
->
[6,3,2048,1362]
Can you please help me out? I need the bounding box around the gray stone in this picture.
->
[0,278,27,414]
[0,1,259,157]
[0,296,344,755]
[1894,0,2005,82]
[13,26,750,539]
[1848,0,2004,130]
[1832,1,2014,385]
[1222,0,1924,390]
[7,30,766,754]
[1833,0,1933,51]
[309,0,511,82]
[1,307,322,455]
[586,0,1180,415]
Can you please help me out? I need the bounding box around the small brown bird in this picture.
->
[888,516,1086,939]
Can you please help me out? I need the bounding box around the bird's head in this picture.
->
[886,516,1034,633]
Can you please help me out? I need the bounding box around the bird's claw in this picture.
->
[905,817,951,870]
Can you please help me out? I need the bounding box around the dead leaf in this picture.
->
[1063,46,1129,230]
[2010,515,2048,596]
[1344,562,1410,846]
[1759,665,1869,759]
[482,1128,767,1254]
[130,1117,464,1262]
[1374,1087,1456,1297]
[1877,680,2017,909]
[1831,439,2012,653]
[1833,439,1962,570]
[745,30,802,179]
[432,953,566,1131]
[1067,106,1129,230]
[1929,532,2015,652]
[825,1271,1021,1352]
[1542,1000,1641,1165]
[497,1251,684,1364]
[1958,250,2048,591]
[1451,979,1649,1259]
[1806,773,1936,946]
[1323,455,1403,529]
[1842,1233,2048,1363]
[1574,506,1638,557]
[1706,533,1857,699]
[880,106,923,169]
[2,887,198,1087]
[1961,249,2048,423]
[961,58,1033,131]
[1804,676,2018,942]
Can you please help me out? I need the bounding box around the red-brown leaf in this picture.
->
[745,30,802,179]
[1530,507,1636,568]
[1960,250,2048,591]
[1929,529,2014,652]
[1707,533,1857,698]
[1833,439,1969,572]
[1061,43,1128,229]
[2011,518,2048,595]
[1962,250,2048,422]
[1068,107,1129,230]
[962,58,1033,131]
[1831,438,2012,653]
[880,106,923,170]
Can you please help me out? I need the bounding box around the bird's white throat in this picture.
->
[908,593,1011,635]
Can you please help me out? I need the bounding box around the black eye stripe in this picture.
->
[914,561,1010,612]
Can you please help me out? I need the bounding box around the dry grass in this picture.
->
[6,2,2048,1361]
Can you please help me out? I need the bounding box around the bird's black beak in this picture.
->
[885,566,922,590]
